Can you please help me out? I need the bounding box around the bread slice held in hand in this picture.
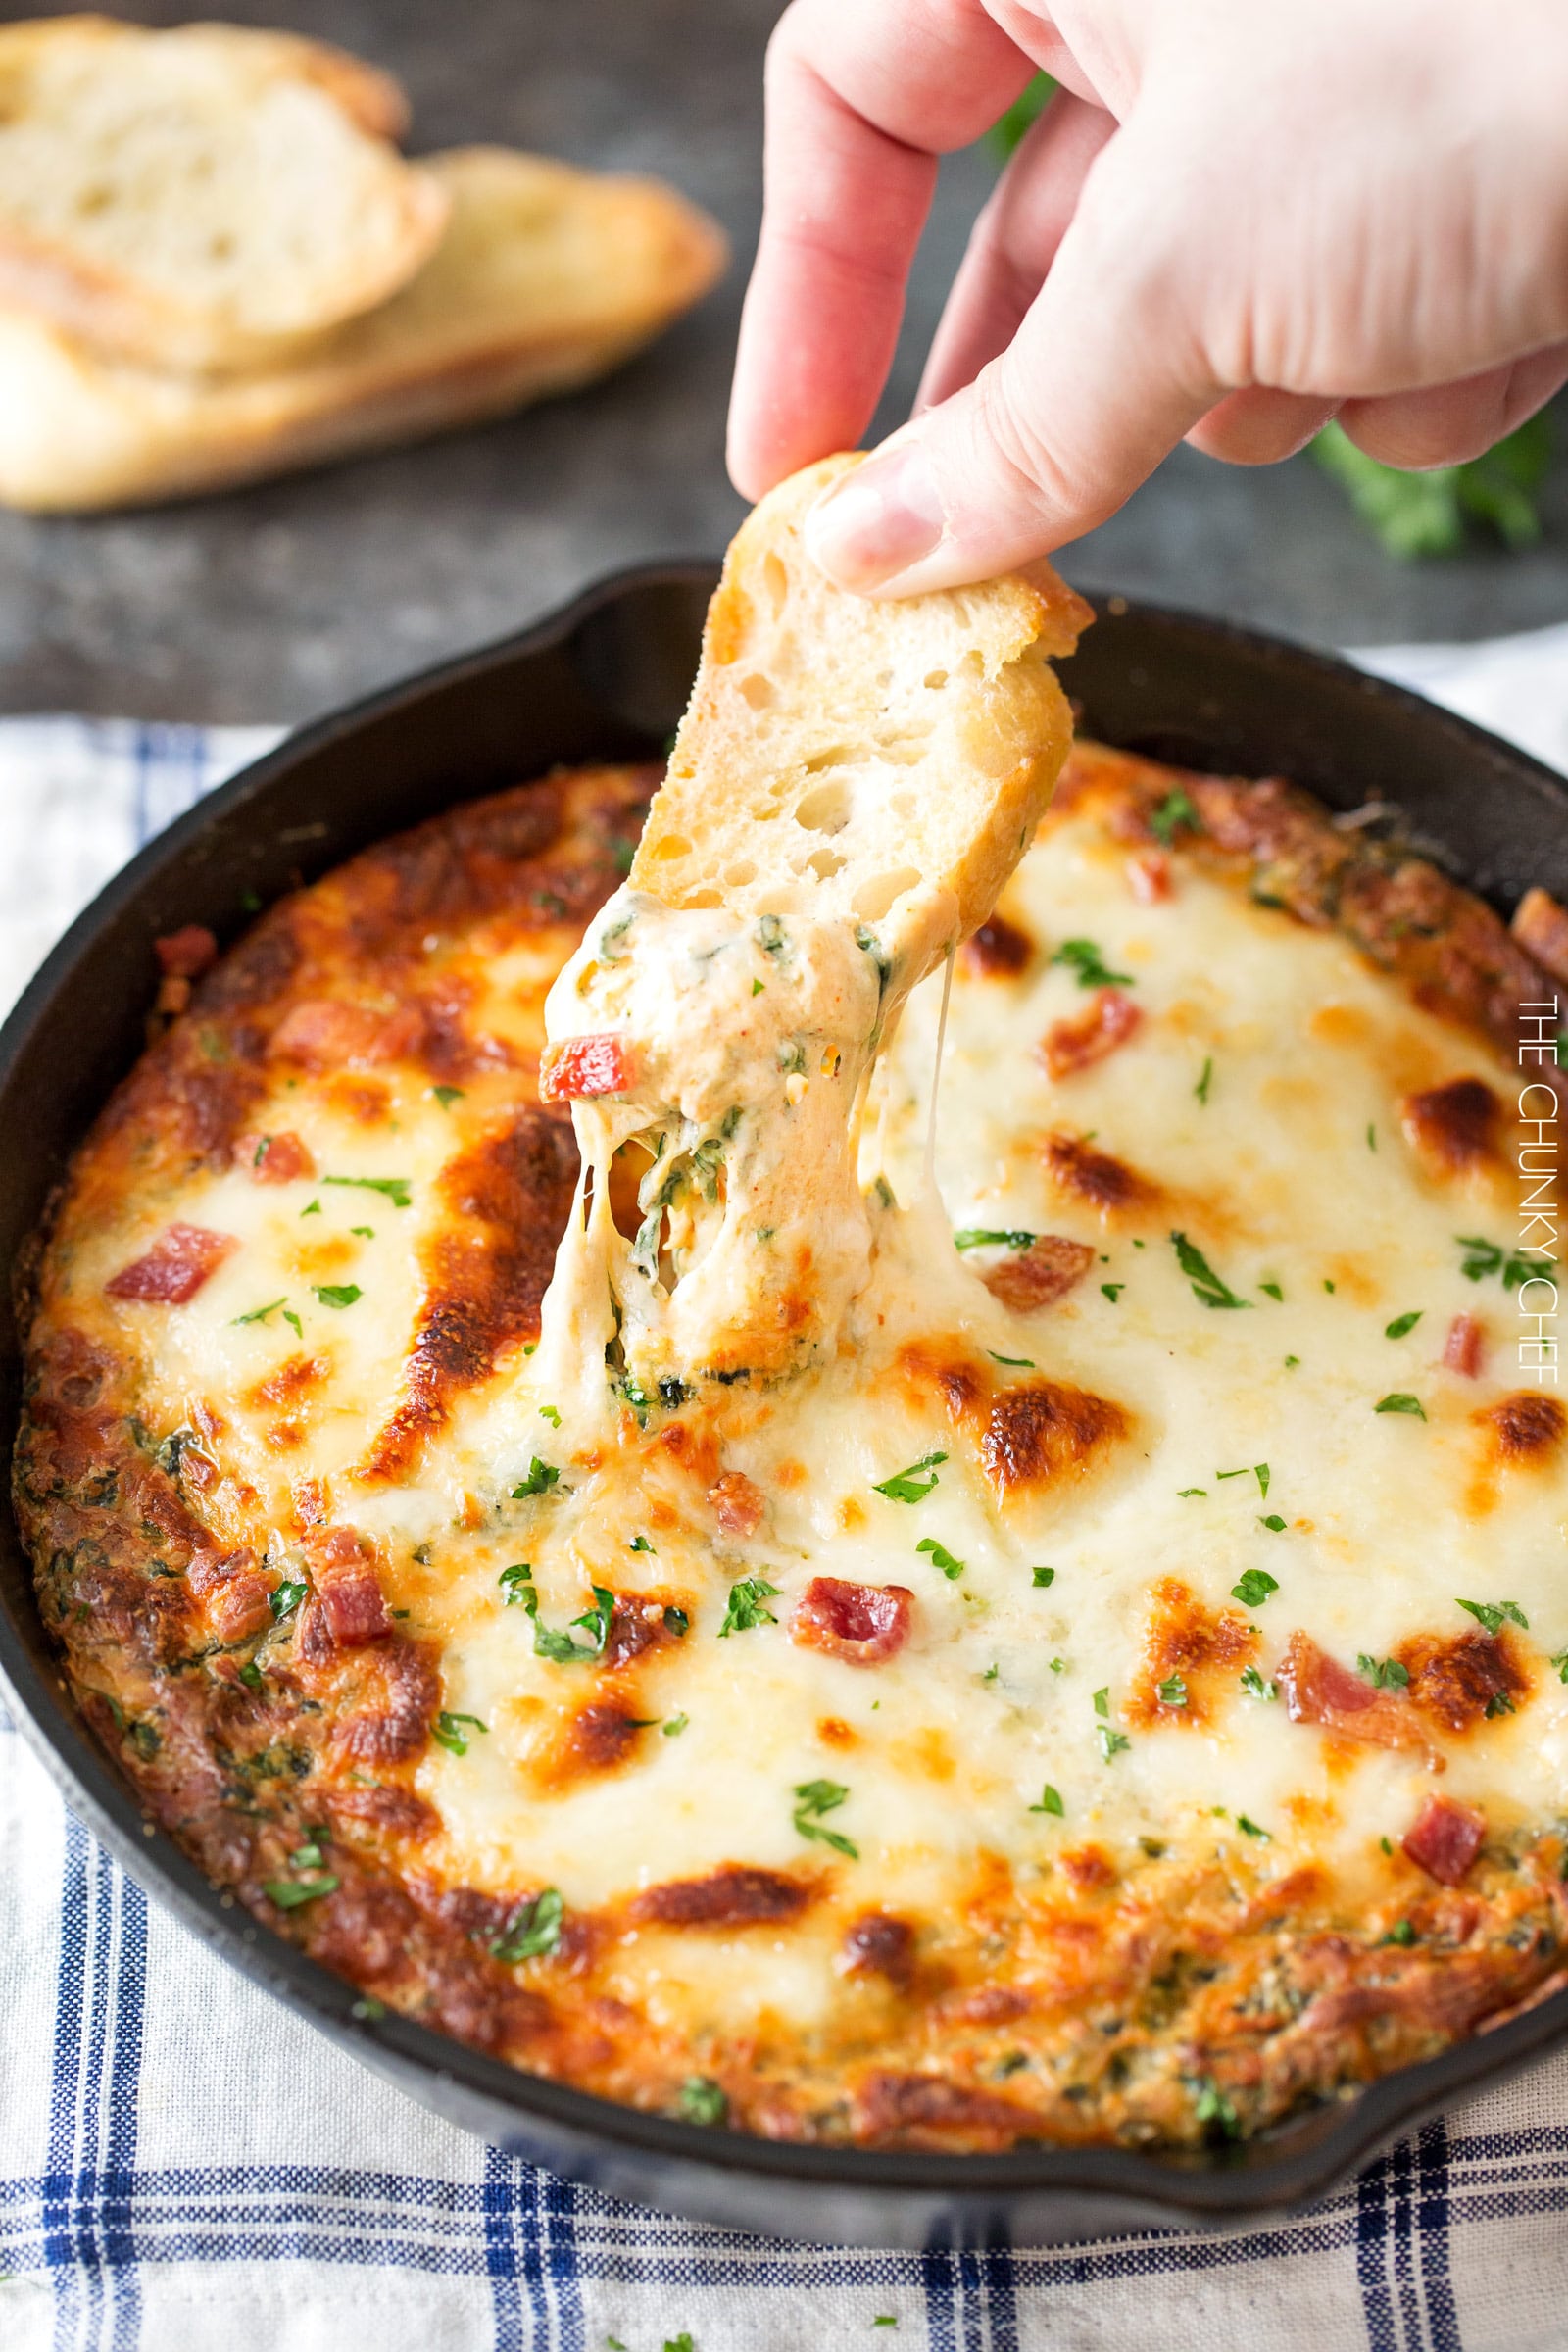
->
[0,147,726,512]
[633,451,1092,995]
[538,454,1092,1395]
[0,15,447,372]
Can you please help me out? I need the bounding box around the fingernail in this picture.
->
[805,442,946,591]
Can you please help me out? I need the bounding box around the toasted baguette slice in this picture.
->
[0,16,447,371]
[0,148,726,513]
[633,452,1092,979]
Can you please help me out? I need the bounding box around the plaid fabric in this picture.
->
[2,659,1567,2352]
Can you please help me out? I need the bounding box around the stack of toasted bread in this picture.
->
[0,15,726,511]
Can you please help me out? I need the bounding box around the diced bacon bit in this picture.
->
[961,914,1033,976]
[240,1129,315,1184]
[1040,988,1142,1082]
[268,998,423,1071]
[1125,849,1173,904]
[1511,886,1568,984]
[1444,1312,1485,1377]
[709,1470,765,1537]
[209,1572,274,1642]
[105,1222,237,1303]
[302,1523,392,1647]
[538,1032,632,1102]
[1276,1631,1427,1752]
[154,924,219,980]
[791,1577,913,1666]
[186,1544,258,1600]
[982,1234,1096,1312]
[1402,1794,1487,1886]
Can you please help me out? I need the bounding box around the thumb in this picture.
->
[805,139,1224,592]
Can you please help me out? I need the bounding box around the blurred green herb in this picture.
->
[989,72,1057,159]
[1310,414,1553,560]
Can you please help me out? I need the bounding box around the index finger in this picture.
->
[727,0,1033,500]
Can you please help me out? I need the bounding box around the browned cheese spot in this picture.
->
[1399,1077,1501,1177]
[357,1104,579,1480]
[840,1911,916,1985]
[1126,1576,1257,1727]
[962,913,1033,977]
[979,1379,1129,1499]
[1397,1629,1530,1736]
[1477,1391,1566,1465]
[1042,1130,1158,1219]
[628,1866,815,1928]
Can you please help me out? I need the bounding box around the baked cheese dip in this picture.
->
[17,739,1568,2154]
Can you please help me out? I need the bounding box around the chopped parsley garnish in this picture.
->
[1486,1690,1517,1719]
[1052,936,1132,990]
[662,1713,689,1738]
[1050,1656,1066,1674]
[1384,1310,1424,1339]
[1218,1463,1271,1496]
[321,1175,413,1207]
[1098,1725,1130,1761]
[872,1449,947,1503]
[629,1534,656,1553]
[988,1350,1036,1367]
[663,1605,690,1638]
[513,1458,561,1497]
[1259,1513,1287,1534]
[916,1537,964,1581]
[1259,1280,1284,1301]
[1170,1230,1251,1310]
[233,1297,287,1326]
[1231,1568,1279,1608]
[537,1405,563,1430]
[1177,1487,1207,1498]
[1381,1919,1417,1948]
[498,1562,533,1604]
[301,1200,320,1217]
[490,1887,564,1963]
[953,1227,1037,1251]
[238,1660,264,1690]
[1367,1124,1378,1151]
[679,2077,728,2127]
[1195,1057,1213,1104]
[752,977,764,996]
[1456,1234,1542,1288]
[1031,1565,1055,1588]
[1101,1282,1124,1302]
[1323,1278,1337,1294]
[432,1710,488,1756]
[252,1135,273,1167]
[1194,2078,1241,2139]
[1374,1393,1426,1419]
[1550,1650,1568,1684]
[1284,1353,1299,1368]
[1240,1665,1277,1700]
[525,1585,614,1664]
[1150,786,1200,846]
[717,1577,781,1637]
[1156,1673,1189,1708]
[269,1579,307,1622]
[1093,1687,1110,1717]
[1030,1784,1064,1816]
[1456,1597,1529,1635]
[429,1086,465,1109]
[312,1284,362,1310]
[1358,1654,1409,1689]
[265,1874,339,1910]
[351,1225,374,1239]
[792,1778,858,1858]
[1236,1815,1270,1840]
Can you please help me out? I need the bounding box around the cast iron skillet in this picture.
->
[1,570,1566,2251]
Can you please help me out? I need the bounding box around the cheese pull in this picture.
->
[538,453,1091,1402]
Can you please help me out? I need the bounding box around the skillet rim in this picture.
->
[3,564,1567,2245]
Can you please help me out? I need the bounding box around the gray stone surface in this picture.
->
[0,0,1564,721]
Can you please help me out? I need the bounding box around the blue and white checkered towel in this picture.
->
[4,635,1568,2352]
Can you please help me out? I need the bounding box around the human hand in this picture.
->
[727,0,1568,593]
